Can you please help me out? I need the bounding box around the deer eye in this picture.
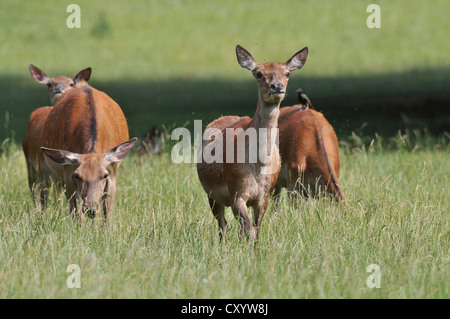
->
[47,83,52,88]
[73,173,82,181]
[70,83,75,87]
[101,173,109,180]
[255,72,262,79]
[285,72,290,78]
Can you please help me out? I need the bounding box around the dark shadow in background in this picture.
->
[1,66,449,143]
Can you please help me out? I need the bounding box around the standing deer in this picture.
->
[274,89,344,201]
[197,45,308,240]
[23,66,92,198]
[23,82,137,219]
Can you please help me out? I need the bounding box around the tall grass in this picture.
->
[0,132,448,298]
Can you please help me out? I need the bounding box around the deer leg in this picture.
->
[26,163,37,198]
[272,183,282,208]
[209,198,227,240]
[231,197,255,241]
[287,166,300,202]
[36,166,54,209]
[27,163,44,206]
[38,179,50,208]
[253,197,269,241]
[307,174,322,198]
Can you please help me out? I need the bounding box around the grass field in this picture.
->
[0,0,449,299]
[0,137,449,298]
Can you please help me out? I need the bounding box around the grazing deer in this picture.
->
[274,89,344,202]
[197,45,308,240]
[23,66,92,199]
[29,64,92,104]
[23,82,137,219]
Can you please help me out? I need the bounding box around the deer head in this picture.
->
[29,64,92,104]
[41,138,137,217]
[236,45,308,105]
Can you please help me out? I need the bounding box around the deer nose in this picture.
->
[83,205,97,218]
[270,83,284,93]
[53,87,63,96]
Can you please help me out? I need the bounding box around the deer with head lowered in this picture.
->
[197,45,308,240]
[23,69,137,219]
[274,89,344,202]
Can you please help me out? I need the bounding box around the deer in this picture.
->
[23,82,137,219]
[273,88,344,202]
[23,65,92,200]
[197,45,308,241]
[29,64,92,104]
[22,64,92,199]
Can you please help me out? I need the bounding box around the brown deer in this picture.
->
[23,66,92,199]
[274,89,344,201]
[23,82,137,219]
[197,45,308,240]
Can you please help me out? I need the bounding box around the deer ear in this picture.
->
[104,137,138,164]
[236,45,257,71]
[29,64,51,85]
[286,47,308,72]
[73,67,92,84]
[41,147,81,166]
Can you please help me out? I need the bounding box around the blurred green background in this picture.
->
[0,0,449,143]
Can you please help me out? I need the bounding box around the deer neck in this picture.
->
[250,98,280,168]
[252,98,280,131]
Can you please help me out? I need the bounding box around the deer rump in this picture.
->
[40,86,129,157]
[276,106,344,201]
